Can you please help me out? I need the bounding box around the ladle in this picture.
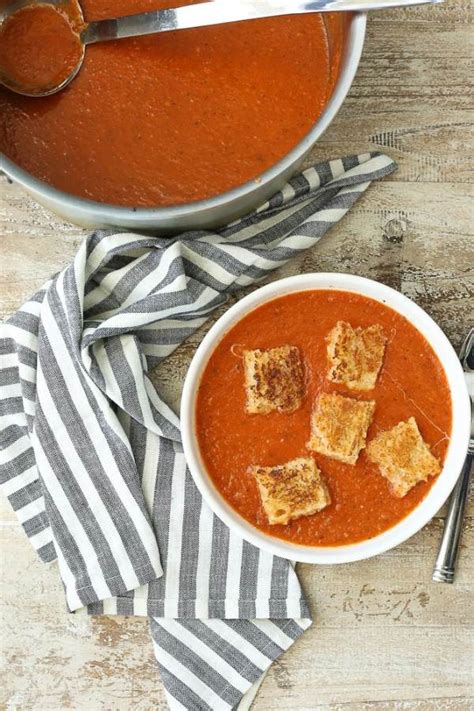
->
[0,0,442,97]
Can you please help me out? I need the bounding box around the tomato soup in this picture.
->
[195,291,452,547]
[0,1,344,206]
[0,4,83,95]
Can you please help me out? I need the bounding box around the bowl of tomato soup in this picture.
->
[181,274,470,564]
[0,2,366,230]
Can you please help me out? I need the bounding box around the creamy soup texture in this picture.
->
[196,291,452,547]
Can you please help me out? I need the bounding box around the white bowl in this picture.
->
[181,273,471,564]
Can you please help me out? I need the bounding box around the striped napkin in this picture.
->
[0,152,396,710]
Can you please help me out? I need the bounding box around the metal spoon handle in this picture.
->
[82,0,443,45]
[432,455,472,583]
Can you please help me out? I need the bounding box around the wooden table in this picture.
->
[1,2,473,708]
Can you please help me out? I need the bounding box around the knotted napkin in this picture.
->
[0,152,396,710]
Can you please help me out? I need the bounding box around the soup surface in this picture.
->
[0,4,83,95]
[0,1,341,206]
[195,290,452,547]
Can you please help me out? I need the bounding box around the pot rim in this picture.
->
[0,12,367,224]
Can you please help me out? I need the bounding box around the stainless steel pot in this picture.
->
[0,13,366,232]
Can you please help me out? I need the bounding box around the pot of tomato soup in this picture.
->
[181,274,471,564]
[0,1,366,231]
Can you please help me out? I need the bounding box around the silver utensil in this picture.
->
[1,0,443,98]
[433,328,473,583]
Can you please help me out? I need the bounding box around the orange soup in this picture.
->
[0,4,83,95]
[195,290,452,547]
[0,1,344,206]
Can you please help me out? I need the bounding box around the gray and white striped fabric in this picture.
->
[0,152,396,710]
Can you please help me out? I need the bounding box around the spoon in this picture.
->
[433,328,473,583]
[0,0,443,97]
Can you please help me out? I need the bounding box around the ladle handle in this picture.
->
[82,0,443,45]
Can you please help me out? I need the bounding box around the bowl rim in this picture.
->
[0,14,367,224]
[181,273,471,564]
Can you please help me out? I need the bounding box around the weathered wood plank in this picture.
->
[0,527,169,711]
[307,115,474,184]
[1,519,472,709]
[253,520,474,708]
[379,1,472,22]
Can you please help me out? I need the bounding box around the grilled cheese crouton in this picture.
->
[243,345,305,414]
[249,457,330,525]
[307,392,375,465]
[327,321,387,391]
[366,417,441,497]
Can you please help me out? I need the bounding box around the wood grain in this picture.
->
[1,0,473,708]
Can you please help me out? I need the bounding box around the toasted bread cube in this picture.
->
[249,457,330,525]
[307,392,375,465]
[243,345,305,414]
[366,417,441,497]
[326,321,387,391]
